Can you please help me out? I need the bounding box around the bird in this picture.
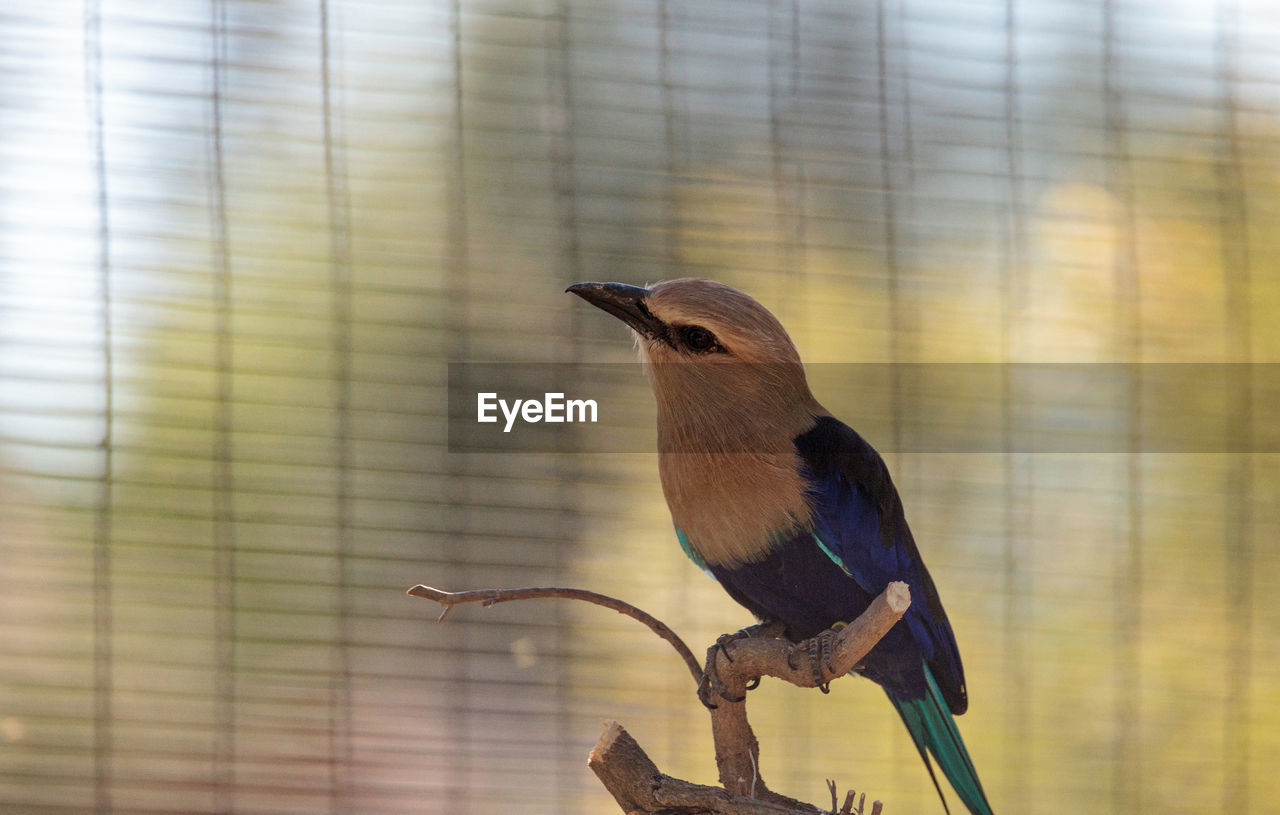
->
[567,278,993,815]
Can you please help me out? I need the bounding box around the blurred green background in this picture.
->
[1,1,1278,813]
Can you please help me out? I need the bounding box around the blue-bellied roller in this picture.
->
[568,278,993,815]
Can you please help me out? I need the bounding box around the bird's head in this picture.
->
[567,278,818,447]
[567,278,802,364]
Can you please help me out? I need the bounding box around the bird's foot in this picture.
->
[787,621,847,693]
[697,621,786,709]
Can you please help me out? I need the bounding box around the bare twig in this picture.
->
[407,583,703,684]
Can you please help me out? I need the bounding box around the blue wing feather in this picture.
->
[795,415,967,715]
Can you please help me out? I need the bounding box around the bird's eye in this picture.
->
[680,325,719,353]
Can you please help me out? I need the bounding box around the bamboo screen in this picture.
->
[1,1,1277,813]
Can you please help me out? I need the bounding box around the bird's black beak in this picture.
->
[566,282,663,340]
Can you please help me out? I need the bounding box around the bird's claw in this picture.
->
[787,622,846,693]
[697,662,744,709]
[697,623,777,709]
[711,630,742,664]
[699,639,747,709]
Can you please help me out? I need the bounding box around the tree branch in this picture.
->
[409,580,910,812]
[702,583,910,801]
[589,720,822,815]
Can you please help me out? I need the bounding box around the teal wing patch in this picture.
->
[674,526,712,574]
[812,531,853,577]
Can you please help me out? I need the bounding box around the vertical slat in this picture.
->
[999,3,1031,811]
[1215,3,1254,812]
[208,0,237,810]
[319,0,354,810]
[1103,2,1145,811]
[84,1,114,812]
[443,2,472,812]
